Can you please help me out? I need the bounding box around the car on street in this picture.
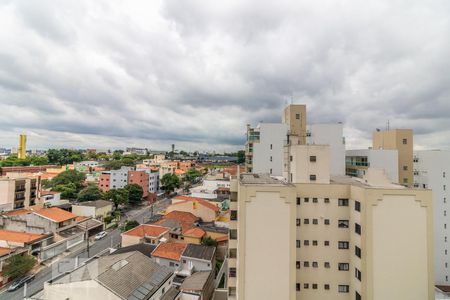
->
[94,231,107,240]
[7,274,35,292]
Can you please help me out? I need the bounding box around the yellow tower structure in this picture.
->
[18,134,27,159]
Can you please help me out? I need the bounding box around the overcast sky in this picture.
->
[0,0,449,152]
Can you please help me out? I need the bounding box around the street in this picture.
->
[0,198,171,300]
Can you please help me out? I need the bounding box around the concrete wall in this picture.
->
[288,145,330,184]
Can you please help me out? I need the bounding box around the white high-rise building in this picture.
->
[414,150,450,285]
[345,149,399,183]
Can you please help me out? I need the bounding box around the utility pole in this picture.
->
[86,236,90,257]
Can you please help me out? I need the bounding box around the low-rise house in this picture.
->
[40,191,68,207]
[167,196,220,222]
[180,271,214,300]
[121,224,170,247]
[180,244,216,273]
[0,229,52,254]
[182,228,206,245]
[152,242,187,269]
[44,251,176,300]
[153,211,199,242]
[71,200,113,220]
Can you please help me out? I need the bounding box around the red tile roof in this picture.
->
[33,207,77,223]
[183,227,205,238]
[122,224,169,238]
[0,229,48,244]
[164,211,199,224]
[216,235,228,242]
[152,242,187,261]
[2,209,31,217]
[173,196,219,212]
[0,247,13,257]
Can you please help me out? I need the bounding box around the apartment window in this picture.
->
[312,262,318,268]
[296,240,301,248]
[356,291,362,300]
[403,138,408,144]
[338,220,349,228]
[229,287,236,296]
[324,284,330,290]
[324,198,330,203]
[290,155,293,162]
[446,263,448,268]
[312,240,318,246]
[229,268,236,277]
[290,173,293,182]
[296,113,300,120]
[304,261,309,267]
[324,262,330,268]
[324,241,330,246]
[270,168,272,174]
[312,284,318,289]
[304,240,310,246]
[270,144,273,150]
[304,197,309,203]
[297,197,301,205]
[355,246,361,258]
[338,198,349,206]
[339,285,350,293]
[338,263,350,271]
[313,197,318,203]
[445,224,447,230]
[304,219,310,225]
[296,218,301,226]
[296,261,301,269]
[310,156,317,162]
[444,172,446,178]
[355,223,361,235]
[304,283,309,289]
[324,219,330,225]
[310,175,317,181]
[313,219,318,225]
[230,229,237,240]
[338,241,349,249]
[403,178,408,184]
[296,283,301,291]
[403,165,408,171]
[229,249,237,258]
[355,268,362,281]
[230,210,238,221]
[355,200,361,212]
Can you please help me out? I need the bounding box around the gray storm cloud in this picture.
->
[0,0,449,151]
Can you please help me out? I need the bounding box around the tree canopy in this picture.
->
[124,184,144,204]
[103,188,129,209]
[123,220,140,231]
[3,254,36,279]
[184,168,202,184]
[237,150,245,164]
[161,173,180,193]
[46,170,86,199]
[77,185,103,202]
[0,155,49,167]
[47,149,84,165]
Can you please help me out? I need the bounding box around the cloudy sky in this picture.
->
[0,0,449,152]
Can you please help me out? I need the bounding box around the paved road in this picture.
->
[0,198,171,300]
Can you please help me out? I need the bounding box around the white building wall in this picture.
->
[307,123,345,176]
[110,166,132,189]
[414,150,450,285]
[346,149,399,183]
[252,123,288,176]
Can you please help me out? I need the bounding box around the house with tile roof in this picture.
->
[182,227,206,245]
[167,196,220,222]
[180,244,216,273]
[180,270,215,300]
[121,224,170,247]
[151,242,187,269]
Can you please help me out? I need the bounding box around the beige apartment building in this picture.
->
[228,145,434,300]
[373,129,413,187]
[0,176,38,211]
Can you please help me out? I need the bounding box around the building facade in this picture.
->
[346,149,399,183]
[0,176,38,211]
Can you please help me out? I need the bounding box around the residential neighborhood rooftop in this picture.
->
[183,227,206,238]
[34,207,77,223]
[180,271,212,292]
[0,229,49,244]
[152,242,187,261]
[173,196,220,212]
[163,211,199,224]
[123,224,169,238]
[73,199,112,208]
[182,244,215,261]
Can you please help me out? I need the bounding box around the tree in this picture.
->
[123,220,140,231]
[47,149,85,165]
[124,184,144,204]
[184,168,202,184]
[237,150,245,164]
[51,170,86,189]
[160,173,180,193]
[103,188,129,209]
[201,236,218,247]
[53,183,78,199]
[3,254,36,279]
[77,185,102,202]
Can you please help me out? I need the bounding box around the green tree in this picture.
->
[47,149,85,165]
[103,188,129,209]
[77,185,102,202]
[124,184,144,204]
[201,236,218,247]
[237,150,245,164]
[51,170,86,189]
[161,173,180,193]
[184,168,202,184]
[123,220,140,231]
[112,150,123,160]
[3,254,36,279]
[53,183,78,199]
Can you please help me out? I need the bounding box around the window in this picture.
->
[324,198,330,203]
[339,285,350,293]
[338,241,349,249]
[403,138,407,144]
[324,284,330,290]
[324,241,330,246]
[296,283,301,291]
[355,201,361,212]
[338,263,349,271]
[444,172,446,178]
[229,249,237,258]
[230,229,237,240]
[310,156,317,162]
[229,287,236,296]
[338,198,349,206]
[296,240,301,248]
[355,268,362,281]
[290,155,293,162]
[313,219,318,225]
[304,197,310,203]
[403,165,408,171]
[355,246,361,258]
[304,219,310,225]
[304,261,309,267]
[270,144,273,150]
[324,219,330,225]
[270,168,272,174]
[296,261,301,269]
[403,178,408,184]
[304,283,309,289]
[356,291,362,300]
[310,175,317,181]
[229,268,236,277]
[296,218,301,226]
[230,210,238,221]
[304,240,310,246]
[296,197,301,205]
[296,113,300,120]
[324,262,330,268]
[313,197,318,203]
[169,262,175,267]
[312,284,318,289]
[338,220,349,228]
[355,223,361,235]
[312,262,318,268]
[312,240,318,246]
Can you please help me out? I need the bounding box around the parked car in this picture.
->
[7,274,35,292]
[94,231,107,240]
